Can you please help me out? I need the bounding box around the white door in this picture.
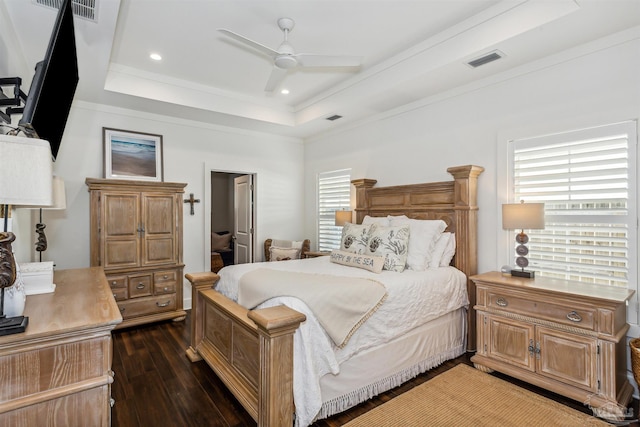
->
[234,174,253,264]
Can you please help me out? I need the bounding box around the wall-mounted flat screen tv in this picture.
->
[19,0,78,161]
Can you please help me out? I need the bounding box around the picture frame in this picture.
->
[103,128,164,181]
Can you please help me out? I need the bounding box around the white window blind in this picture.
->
[510,121,637,287]
[318,169,351,251]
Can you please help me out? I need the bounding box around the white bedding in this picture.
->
[214,256,469,427]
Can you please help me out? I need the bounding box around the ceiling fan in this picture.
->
[218,17,363,92]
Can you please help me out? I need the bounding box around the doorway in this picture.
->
[208,170,256,270]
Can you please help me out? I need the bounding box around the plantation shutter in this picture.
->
[318,169,351,251]
[510,121,636,287]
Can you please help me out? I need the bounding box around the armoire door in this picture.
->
[101,192,140,269]
[141,192,178,266]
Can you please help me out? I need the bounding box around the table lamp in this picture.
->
[335,210,352,226]
[502,201,545,278]
[0,135,53,335]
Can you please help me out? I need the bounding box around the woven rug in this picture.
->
[343,364,610,426]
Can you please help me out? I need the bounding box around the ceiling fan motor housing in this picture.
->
[275,54,297,69]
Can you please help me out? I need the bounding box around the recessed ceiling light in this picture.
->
[280,89,290,95]
[150,53,162,61]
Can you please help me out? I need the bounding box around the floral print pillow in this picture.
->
[340,223,372,254]
[366,224,410,272]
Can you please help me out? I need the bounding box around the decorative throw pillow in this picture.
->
[439,232,456,267]
[269,246,301,261]
[365,224,410,272]
[362,215,390,227]
[340,223,372,254]
[211,232,232,251]
[388,217,446,271]
[429,232,452,268]
[330,249,384,273]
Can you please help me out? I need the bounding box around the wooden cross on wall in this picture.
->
[184,193,200,215]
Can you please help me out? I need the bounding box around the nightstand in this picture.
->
[304,251,331,258]
[470,271,634,415]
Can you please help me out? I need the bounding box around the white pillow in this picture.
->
[269,246,300,261]
[362,215,390,227]
[439,232,456,267]
[388,217,446,271]
[365,224,410,272]
[429,232,454,268]
[340,223,372,254]
[330,249,384,273]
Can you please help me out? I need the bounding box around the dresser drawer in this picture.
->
[487,290,595,331]
[154,269,178,284]
[128,274,153,298]
[117,294,177,319]
[107,275,127,289]
[112,287,128,301]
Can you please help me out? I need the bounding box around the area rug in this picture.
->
[342,364,610,426]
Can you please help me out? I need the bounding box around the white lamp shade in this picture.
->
[335,210,352,226]
[49,176,66,210]
[502,202,545,230]
[0,135,53,206]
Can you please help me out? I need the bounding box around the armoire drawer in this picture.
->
[117,294,177,319]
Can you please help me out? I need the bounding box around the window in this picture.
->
[317,169,351,251]
[508,121,637,287]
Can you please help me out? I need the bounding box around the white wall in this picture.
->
[304,29,640,312]
[12,102,305,308]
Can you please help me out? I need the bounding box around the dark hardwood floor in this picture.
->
[112,312,639,426]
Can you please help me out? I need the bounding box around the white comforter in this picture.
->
[215,257,468,427]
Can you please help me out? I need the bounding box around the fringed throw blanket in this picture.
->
[237,268,387,348]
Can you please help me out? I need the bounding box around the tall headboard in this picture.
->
[352,165,484,351]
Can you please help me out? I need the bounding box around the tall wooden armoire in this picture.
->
[86,178,187,328]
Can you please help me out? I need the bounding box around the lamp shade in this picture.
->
[502,202,545,230]
[49,176,66,210]
[335,210,352,226]
[0,135,53,206]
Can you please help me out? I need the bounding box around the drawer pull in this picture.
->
[113,293,117,298]
[120,307,125,312]
[163,286,169,291]
[157,300,171,308]
[163,275,168,279]
[566,311,582,322]
[136,283,145,289]
[496,297,508,307]
[112,281,117,285]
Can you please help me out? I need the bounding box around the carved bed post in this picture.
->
[248,307,306,427]
[352,179,377,224]
[447,165,484,352]
[185,272,219,362]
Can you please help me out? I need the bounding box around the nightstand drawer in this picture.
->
[487,291,595,331]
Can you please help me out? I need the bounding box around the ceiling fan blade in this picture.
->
[295,54,362,68]
[264,67,288,92]
[218,29,278,58]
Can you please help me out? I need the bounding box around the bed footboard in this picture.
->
[185,272,306,426]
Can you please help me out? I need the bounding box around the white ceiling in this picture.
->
[4,0,640,139]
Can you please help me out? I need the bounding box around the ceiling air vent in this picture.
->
[34,0,98,22]
[467,50,504,68]
[326,115,342,121]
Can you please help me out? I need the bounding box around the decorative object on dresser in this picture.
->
[0,135,53,335]
[86,178,187,329]
[502,201,545,278]
[471,271,634,418]
[0,267,122,425]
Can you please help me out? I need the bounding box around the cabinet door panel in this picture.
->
[537,326,597,392]
[142,194,177,266]
[102,194,140,268]
[487,315,535,371]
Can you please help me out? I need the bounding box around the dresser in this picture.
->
[471,271,634,414]
[86,178,187,328]
[0,267,122,425]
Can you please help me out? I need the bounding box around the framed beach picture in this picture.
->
[103,128,164,181]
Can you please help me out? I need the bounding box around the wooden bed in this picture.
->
[185,165,483,426]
